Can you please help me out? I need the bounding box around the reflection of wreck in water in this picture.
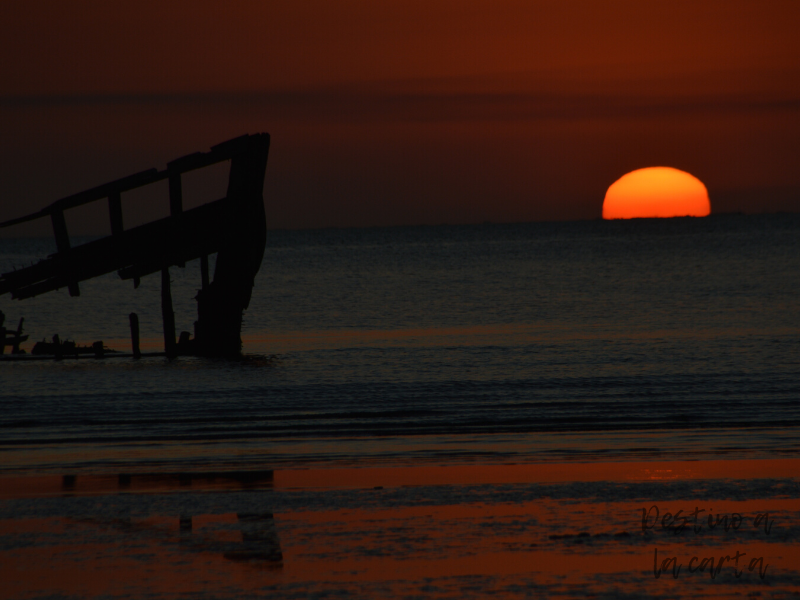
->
[57,471,283,567]
[0,134,270,358]
[222,513,284,564]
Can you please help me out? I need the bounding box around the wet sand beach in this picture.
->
[2,459,798,599]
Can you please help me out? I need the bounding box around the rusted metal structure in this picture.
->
[0,133,270,358]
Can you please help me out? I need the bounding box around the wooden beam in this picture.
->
[167,152,206,172]
[3,190,226,298]
[129,312,141,359]
[51,209,80,296]
[0,209,49,230]
[51,209,70,253]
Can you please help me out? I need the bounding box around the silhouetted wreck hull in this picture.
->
[194,139,268,357]
[0,133,270,358]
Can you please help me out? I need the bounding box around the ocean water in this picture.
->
[1,214,799,474]
[2,214,800,599]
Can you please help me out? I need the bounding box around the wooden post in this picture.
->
[161,267,177,359]
[51,210,70,252]
[129,312,141,359]
[169,170,183,216]
[11,318,23,354]
[169,170,185,268]
[51,209,80,297]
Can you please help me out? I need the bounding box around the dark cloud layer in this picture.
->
[3,88,800,123]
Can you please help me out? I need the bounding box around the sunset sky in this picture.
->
[1,0,799,233]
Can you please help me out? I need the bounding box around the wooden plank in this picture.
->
[50,209,79,296]
[166,152,207,172]
[210,134,250,156]
[2,168,161,231]
[51,168,163,213]
[0,209,49,230]
[167,135,249,174]
[50,209,70,253]
[168,171,183,216]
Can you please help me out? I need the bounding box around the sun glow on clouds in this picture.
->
[603,167,711,219]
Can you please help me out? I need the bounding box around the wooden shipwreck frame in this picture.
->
[0,133,270,358]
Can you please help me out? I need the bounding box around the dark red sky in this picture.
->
[2,0,799,233]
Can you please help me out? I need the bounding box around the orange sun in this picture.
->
[602,167,711,219]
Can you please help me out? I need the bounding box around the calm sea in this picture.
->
[1,214,799,474]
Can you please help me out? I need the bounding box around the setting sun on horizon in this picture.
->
[602,167,711,220]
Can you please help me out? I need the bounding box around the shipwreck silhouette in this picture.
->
[0,133,270,358]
